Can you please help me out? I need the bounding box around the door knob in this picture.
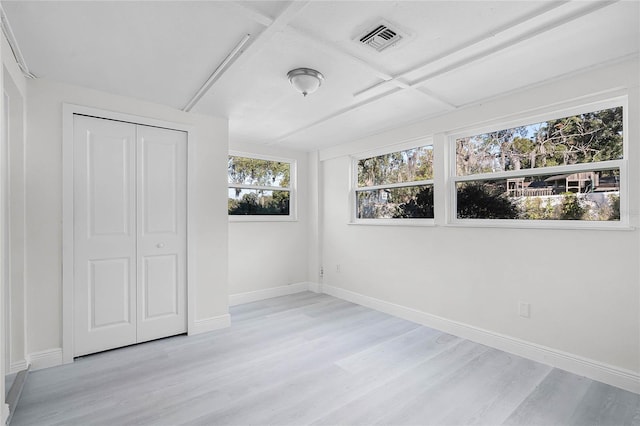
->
[156,243,165,248]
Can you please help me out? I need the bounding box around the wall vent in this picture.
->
[358,22,403,52]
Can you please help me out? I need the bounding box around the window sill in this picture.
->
[229,215,298,223]
[445,219,634,231]
[349,218,436,227]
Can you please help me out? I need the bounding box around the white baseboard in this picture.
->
[9,359,28,374]
[323,284,640,394]
[27,348,62,371]
[190,314,231,335]
[229,282,313,306]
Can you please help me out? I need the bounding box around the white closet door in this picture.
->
[74,116,187,357]
[74,116,137,356]
[136,125,187,342]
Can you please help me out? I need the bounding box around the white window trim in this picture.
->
[447,98,630,230]
[228,151,297,222]
[357,180,434,192]
[350,138,436,226]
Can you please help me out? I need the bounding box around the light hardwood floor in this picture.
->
[10,292,640,425]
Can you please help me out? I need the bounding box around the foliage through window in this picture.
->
[453,106,624,222]
[228,155,293,217]
[355,145,434,220]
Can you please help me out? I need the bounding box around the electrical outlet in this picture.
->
[518,302,531,318]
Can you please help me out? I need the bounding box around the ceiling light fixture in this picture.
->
[287,68,324,97]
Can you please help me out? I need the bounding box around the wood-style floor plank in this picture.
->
[9,292,640,425]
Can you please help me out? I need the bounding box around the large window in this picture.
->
[228,153,295,220]
[354,144,434,222]
[451,103,625,225]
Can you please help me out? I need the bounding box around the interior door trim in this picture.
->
[62,104,196,364]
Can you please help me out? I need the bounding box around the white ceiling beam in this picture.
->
[273,86,405,144]
[183,1,310,112]
[414,87,458,111]
[407,0,619,90]
[349,77,458,110]
[274,0,619,144]
[222,0,312,74]
[352,79,396,97]
[183,34,251,112]
[273,84,458,145]
[0,3,35,79]
[217,2,274,27]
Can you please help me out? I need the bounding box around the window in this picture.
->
[451,103,625,225]
[354,144,434,223]
[228,153,295,220]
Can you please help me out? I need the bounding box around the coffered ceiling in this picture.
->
[2,1,638,151]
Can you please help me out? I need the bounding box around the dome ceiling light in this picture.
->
[287,68,324,97]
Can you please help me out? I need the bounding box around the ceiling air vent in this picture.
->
[358,22,403,52]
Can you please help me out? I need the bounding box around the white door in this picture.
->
[136,125,187,343]
[74,116,137,356]
[73,115,186,357]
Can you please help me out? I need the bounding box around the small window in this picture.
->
[354,144,434,222]
[451,104,625,225]
[228,154,295,220]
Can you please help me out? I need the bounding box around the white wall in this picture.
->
[0,25,7,422]
[25,78,229,361]
[2,31,27,373]
[0,24,28,421]
[227,141,311,299]
[319,59,640,386]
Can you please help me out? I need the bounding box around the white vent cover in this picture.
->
[358,22,403,52]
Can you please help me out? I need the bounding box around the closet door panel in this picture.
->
[142,254,178,319]
[73,115,137,356]
[136,125,187,342]
[89,258,132,328]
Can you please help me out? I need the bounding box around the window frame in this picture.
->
[351,138,435,226]
[447,98,629,229]
[228,151,297,222]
